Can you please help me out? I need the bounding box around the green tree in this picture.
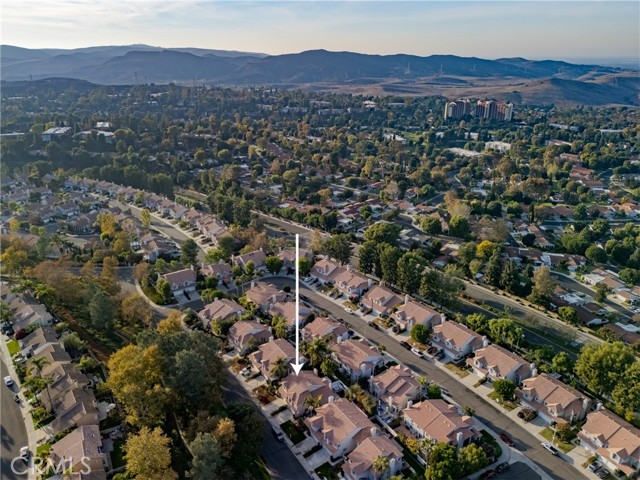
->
[89,289,117,330]
[125,427,177,480]
[141,208,152,228]
[448,216,470,239]
[488,318,521,346]
[528,266,555,308]
[484,252,503,287]
[458,443,489,476]
[324,234,353,265]
[189,432,222,480]
[500,260,520,294]
[271,316,289,339]
[264,256,284,275]
[410,324,431,345]
[364,223,402,244]
[397,252,425,294]
[425,443,460,480]
[320,358,338,377]
[585,245,607,264]
[493,379,517,401]
[551,352,574,377]
[427,384,442,399]
[594,285,608,303]
[359,241,379,275]
[558,306,579,325]
[466,313,489,334]
[611,361,640,416]
[100,256,121,296]
[298,257,313,276]
[421,216,442,235]
[420,269,464,309]
[575,342,635,397]
[303,338,329,367]
[378,244,402,286]
[372,455,390,480]
[270,356,289,381]
[181,239,199,266]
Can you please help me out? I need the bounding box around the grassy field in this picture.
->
[540,427,576,453]
[280,420,306,445]
[6,339,19,356]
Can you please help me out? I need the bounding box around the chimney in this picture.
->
[405,294,409,305]
[251,280,256,289]
[531,364,538,377]
[328,396,334,403]
[407,400,413,409]
[482,336,489,348]
[370,427,378,437]
[346,264,351,272]
[596,402,603,411]
[456,432,464,450]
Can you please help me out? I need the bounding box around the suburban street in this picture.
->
[223,371,310,480]
[0,359,28,480]
[267,276,587,480]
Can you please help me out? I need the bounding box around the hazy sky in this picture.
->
[2,1,639,60]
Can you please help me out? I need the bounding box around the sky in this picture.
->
[2,1,639,61]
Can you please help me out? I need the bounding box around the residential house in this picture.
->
[334,268,372,298]
[30,343,72,377]
[232,249,267,272]
[19,326,58,358]
[578,409,640,477]
[250,338,297,380]
[245,282,288,310]
[268,301,312,331]
[278,371,334,417]
[369,365,421,414]
[602,323,640,347]
[228,321,271,355]
[159,268,197,297]
[305,398,377,460]
[44,388,100,436]
[49,425,107,480]
[466,344,536,384]
[403,399,480,448]
[302,317,349,344]
[278,248,313,269]
[362,286,403,316]
[310,258,345,284]
[200,261,233,284]
[331,339,385,380]
[518,373,591,424]
[392,298,443,332]
[431,321,485,362]
[342,434,404,480]
[198,299,246,331]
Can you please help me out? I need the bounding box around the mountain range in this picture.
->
[2,45,638,106]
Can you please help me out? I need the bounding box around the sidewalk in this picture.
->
[0,336,47,480]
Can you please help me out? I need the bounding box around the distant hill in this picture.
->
[1,45,638,106]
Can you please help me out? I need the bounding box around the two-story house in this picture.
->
[268,301,312,333]
[331,339,385,380]
[466,344,536,384]
[310,258,345,284]
[159,268,197,297]
[278,370,334,417]
[369,365,421,414]
[305,398,377,460]
[518,373,591,424]
[228,321,272,355]
[245,282,288,311]
[403,399,480,448]
[49,425,107,480]
[578,408,640,477]
[200,261,233,284]
[250,338,297,380]
[334,268,372,299]
[198,298,246,331]
[430,321,485,362]
[392,298,443,332]
[302,316,349,344]
[232,249,267,272]
[342,434,404,480]
[361,285,403,316]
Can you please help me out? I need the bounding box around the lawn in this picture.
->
[488,391,519,411]
[315,461,343,480]
[253,385,276,405]
[280,420,306,445]
[7,339,20,356]
[540,427,576,453]
[110,438,126,469]
[445,363,470,378]
[36,443,51,457]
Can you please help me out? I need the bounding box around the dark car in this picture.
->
[368,321,380,331]
[496,462,510,474]
[499,432,514,447]
[400,341,411,350]
[479,469,497,480]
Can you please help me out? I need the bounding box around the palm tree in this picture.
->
[346,384,364,402]
[304,338,329,367]
[29,357,52,407]
[304,394,322,416]
[270,356,289,382]
[272,316,289,339]
[372,455,390,480]
[320,358,338,378]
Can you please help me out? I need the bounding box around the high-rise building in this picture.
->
[443,100,472,120]
[474,100,513,121]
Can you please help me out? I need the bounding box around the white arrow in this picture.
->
[291,233,305,375]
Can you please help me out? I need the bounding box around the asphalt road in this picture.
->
[267,276,586,480]
[0,360,28,480]
[222,371,311,480]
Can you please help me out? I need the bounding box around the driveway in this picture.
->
[267,276,587,480]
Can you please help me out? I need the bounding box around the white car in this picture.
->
[541,442,558,455]
[4,376,14,387]
[19,446,29,462]
[345,308,354,314]
[411,347,424,358]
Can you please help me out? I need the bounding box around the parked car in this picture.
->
[400,341,411,350]
[588,461,602,472]
[541,443,559,455]
[426,346,438,356]
[518,408,538,422]
[240,367,252,377]
[4,376,14,387]
[499,432,514,447]
[345,308,354,314]
[411,347,424,358]
[496,462,510,474]
[368,321,380,331]
[596,468,610,479]
[19,446,29,463]
[271,427,284,442]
